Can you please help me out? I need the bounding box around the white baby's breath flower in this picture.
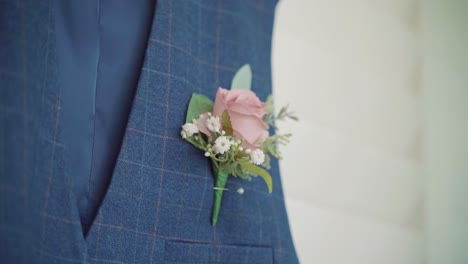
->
[204,152,210,157]
[238,147,243,151]
[206,116,221,133]
[182,123,199,137]
[250,149,265,165]
[213,136,232,154]
[245,148,252,154]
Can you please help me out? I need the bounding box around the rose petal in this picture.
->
[212,87,229,117]
[228,110,268,145]
[233,129,265,150]
[227,101,266,118]
[195,113,213,138]
[213,87,266,118]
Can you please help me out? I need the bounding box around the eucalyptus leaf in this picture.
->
[221,111,233,135]
[231,64,252,90]
[240,162,273,193]
[186,93,214,123]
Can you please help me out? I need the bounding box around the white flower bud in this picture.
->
[250,149,265,165]
[206,116,221,133]
[182,123,199,137]
[212,136,232,154]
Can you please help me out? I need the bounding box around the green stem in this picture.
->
[211,170,229,225]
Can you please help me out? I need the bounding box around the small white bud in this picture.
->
[206,116,221,133]
[221,130,226,135]
[250,149,265,165]
[245,148,252,154]
[204,152,210,157]
[182,123,199,137]
[239,147,243,151]
[212,136,232,154]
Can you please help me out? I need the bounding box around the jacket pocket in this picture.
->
[164,240,273,264]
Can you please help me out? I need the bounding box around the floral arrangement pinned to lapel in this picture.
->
[181,64,297,225]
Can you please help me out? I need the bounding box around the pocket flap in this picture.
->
[164,240,273,264]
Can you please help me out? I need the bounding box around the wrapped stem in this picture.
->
[211,170,229,225]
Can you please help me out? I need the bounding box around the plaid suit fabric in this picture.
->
[0,0,298,263]
[1,0,88,262]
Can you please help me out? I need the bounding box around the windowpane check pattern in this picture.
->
[0,0,298,263]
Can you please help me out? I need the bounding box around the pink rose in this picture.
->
[197,88,269,149]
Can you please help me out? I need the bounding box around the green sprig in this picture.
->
[262,133,292,160]
[263,95,299,129]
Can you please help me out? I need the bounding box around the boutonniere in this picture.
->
[180,64,297,225]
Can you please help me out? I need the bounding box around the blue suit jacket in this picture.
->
[0,0,298,263]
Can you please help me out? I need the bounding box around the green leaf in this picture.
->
[240,162,273,193]
[276,105,299,122]
[186,93,214,123]
[265,95,274,114]
[261,134,292,160]
[221,111,233,135]
[231,64,252,90]
[262,154,271,170]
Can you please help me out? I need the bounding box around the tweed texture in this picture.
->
[0,0,298,263]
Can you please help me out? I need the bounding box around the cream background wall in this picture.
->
[271,0,424,263]
[422,1,468,263]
